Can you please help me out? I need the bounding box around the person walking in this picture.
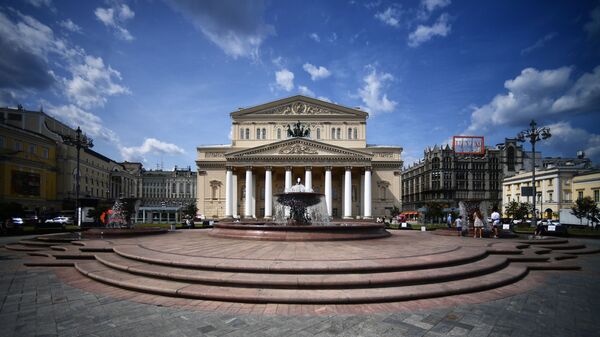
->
[473,210,484,238]
[447,213,453,229]
[491,208,501,238]
[455,215,463,237]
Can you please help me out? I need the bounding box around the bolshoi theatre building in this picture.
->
[196,96,403,220]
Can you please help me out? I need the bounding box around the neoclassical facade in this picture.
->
[196,96,403,219]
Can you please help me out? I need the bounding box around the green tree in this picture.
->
[425,202,444,223]
[504,201,532,221]
[182,202,198,219]
[390,206,400,218]
[572,197,597,226]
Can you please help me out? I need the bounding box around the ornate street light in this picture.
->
[516,120,551,229]
[61,127,93,226]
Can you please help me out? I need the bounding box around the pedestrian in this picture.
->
[455,215,463,237]
[473,210,484,238]
[447,213,452,229]
[491,208,501,238]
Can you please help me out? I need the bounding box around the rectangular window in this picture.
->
[28,144,35,154]
[594,190,599,203]
[15,142,23,151]
[0,136,4,148]
[578,191,583,200]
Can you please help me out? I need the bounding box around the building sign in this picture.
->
[11,170,41,196]
[452,136,484,154]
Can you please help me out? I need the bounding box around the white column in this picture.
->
[325,167,332,217]
[225,167,233,218]
[285,167,292,191]
[264,167,272,219]
[363,168,372,219]
[305,167,312,191]
[244,167,253,218]
[232,175,238,218]
[252,174,256,218]
[344,167,352,219]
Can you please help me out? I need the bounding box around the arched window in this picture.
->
[316,128,321,139]
[262,128,266,139]
[240,128,244,139]
[277,128,281,139]
[348,128,352,139]
[337,128,341,139]
[245,128,250,140]
[353,128,357,139]
[256,129,260,139]
[331,127,335,139]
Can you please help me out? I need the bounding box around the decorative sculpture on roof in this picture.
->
[286,121,311,138]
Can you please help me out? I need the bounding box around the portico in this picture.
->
[196,96,403,220]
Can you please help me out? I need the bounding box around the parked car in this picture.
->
[44,216,73,228]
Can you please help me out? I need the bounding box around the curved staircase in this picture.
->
[5,233,599,305]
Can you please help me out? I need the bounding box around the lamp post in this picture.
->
[61,127,93,227]
[516,120,551,229]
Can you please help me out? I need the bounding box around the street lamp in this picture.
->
[516,120,551,230]
[61,127,93,227]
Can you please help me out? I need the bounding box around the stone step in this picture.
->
[95,253,509,289]
[537,243,586,250]
[561,247,600,255]
[17,240,58,247]
[75,260,528,304]
[519,238,569,245]
[112,245,488,274]
[4,244,46,252]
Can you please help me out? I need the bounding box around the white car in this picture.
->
[45,216,73,225]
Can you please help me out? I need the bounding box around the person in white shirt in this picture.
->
[491,209,501,238]
[454,216,463,237]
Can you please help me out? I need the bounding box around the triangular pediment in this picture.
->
[230,95,368,119]
[225,138,372,159]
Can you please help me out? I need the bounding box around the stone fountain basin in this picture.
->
[210,222,390,241]
[83,227,168,238]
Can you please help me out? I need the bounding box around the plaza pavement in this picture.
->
[1,232,599,337]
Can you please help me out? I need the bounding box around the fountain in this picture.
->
[210,178,389,241]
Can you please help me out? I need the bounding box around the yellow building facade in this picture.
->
[573,171,600,205]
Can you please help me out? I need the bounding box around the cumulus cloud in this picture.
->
[275,69,294,91]
[422,0,451,12]
[121,138,185,162]
[309,32,320,42]
[166,0,274,59]
[466,65,600,133]
[46,104,119,143]
[298,85,315,97]
[408,13,451,47]
[59,19,82,33]
[64,55,130,109]
[357,66,397,114]
[585,5,600,37]
[521,32,557,55]
[302,63,331,81]
[375,7,401,27]
[543,121,600,160]
[95,3,135,41]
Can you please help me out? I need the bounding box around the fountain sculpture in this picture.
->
[274,178,329,226]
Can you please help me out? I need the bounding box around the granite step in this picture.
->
[537,243,586,250]
[95,253,509,289]
[4,244,46,252]
[112,245,488,273]
[17,240,60,247]
[561,247,600,255]
[75,260,528,304]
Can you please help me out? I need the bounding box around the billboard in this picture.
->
[452,136,485,154]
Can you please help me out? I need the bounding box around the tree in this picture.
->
[390,206,400,218]
[572,197,597,226]
[424,202,444,223]
[504,201,532,221]
[182,202,198,219]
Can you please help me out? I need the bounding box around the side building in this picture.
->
[402,139,532,215]
[138,166,196,223]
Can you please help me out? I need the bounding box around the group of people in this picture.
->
[447,209,502,238]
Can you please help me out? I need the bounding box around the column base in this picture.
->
[263,216,273,221]
[362,216,373,220]
[343,216,353,220]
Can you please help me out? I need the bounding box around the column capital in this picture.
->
[345,166,353,171]
[245,166,253,171]
[285,166,293,171]
[305,166,312,171]
[265,166,273,171]
[364,166,372,172]
[226,166,233,171]
[325,166,332,171]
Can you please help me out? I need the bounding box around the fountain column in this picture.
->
[325,167,332,217]
[363,167,372,219]
[225,167,233,218]
[244,167,253,218]
[344,167,352,219]
[305,167,312,191]
[264,167,272,219]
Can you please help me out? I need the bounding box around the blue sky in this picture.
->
[1,0,599,168]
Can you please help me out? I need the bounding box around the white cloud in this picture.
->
[408,13,451,47]
[375,7,401,27]
[466,65,600,134]
[59,19,82,33]
[95,4,135,41]
[64,55,130,109]
[543,121,600,160]
[46,104,119,143]
[166,0,274,59]
[317,96,331,103]
[585,5,600,37]
[309,33,320,42]
[298,85,315,97]
[357,66,397,114]
[422,0,451,12]
[24,0,52,8]
[275,69,294,91]
[302,63,331,81]
[121,138,185,162]
[521,33,557,55]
